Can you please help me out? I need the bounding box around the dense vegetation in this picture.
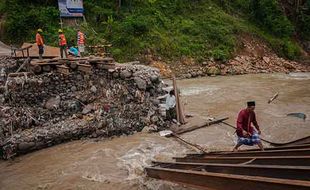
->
[0,0,309,61]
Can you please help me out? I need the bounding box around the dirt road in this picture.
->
[0,41,10,56]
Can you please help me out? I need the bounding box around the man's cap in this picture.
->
[58,29,63,33]
[247,101,256,107]
[37,29,43,32]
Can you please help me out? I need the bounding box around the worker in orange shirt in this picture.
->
[36,29,44,60]
[77,29,86,57]
[58,29,68,58]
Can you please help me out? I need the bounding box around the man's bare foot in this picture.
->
[232,148,238,152]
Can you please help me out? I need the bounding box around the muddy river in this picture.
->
[0,73,309,190]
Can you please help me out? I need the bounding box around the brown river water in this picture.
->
[0,73,309,190]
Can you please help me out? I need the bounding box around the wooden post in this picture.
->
[172,76,180,123]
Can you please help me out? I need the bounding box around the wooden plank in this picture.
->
[174,156,310,166]
[186,144,310,157]
[95,57,115,64]
[172,76,181,124]
[11,45,32,51]
[200,148,310,158]
[152,161,310,180]
[172,117,229,135]
[67,57,88,62]
[31,62,63,66]
[145,167,310,190]
[16,57,30,72]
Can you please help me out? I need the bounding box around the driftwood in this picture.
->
[268,92,279,104]
[160,130,207,153]
[171,133,207,153]
[172,117,229,135]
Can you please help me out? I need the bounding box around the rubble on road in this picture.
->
[0,56,167,159]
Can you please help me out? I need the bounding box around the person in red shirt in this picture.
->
[58,29,68,58]
[233,101,264,151]
[36,29,44,60]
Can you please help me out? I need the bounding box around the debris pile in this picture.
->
[0,56,17,75]
[0,57,167,159]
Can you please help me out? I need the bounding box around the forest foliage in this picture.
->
[0,0,309,61]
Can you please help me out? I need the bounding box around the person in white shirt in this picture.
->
[165,90,176,121]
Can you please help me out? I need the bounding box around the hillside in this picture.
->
[0,0,309,63]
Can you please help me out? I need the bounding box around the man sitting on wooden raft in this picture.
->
[233,101,264,151]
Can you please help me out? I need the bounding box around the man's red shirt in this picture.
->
[236,109,260,137]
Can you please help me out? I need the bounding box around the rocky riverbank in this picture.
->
[173,55,310,79]
[0,57,166,159]
[149,34,310,79]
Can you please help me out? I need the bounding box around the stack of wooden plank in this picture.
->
[145,136,310,190]
[28,57,115,75]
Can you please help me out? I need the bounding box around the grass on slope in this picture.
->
[0,0,303,62]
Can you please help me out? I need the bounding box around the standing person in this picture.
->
[58,29,67,58]
[77,29,85,57]
[36,29,44,60]
[165,90,176,121]
[233,101,264,151]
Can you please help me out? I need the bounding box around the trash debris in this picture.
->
[287,113,307,121]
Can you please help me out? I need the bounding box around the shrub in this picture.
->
[280,40,301,60]
[249,0,294,37]
[121,16,149,36]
